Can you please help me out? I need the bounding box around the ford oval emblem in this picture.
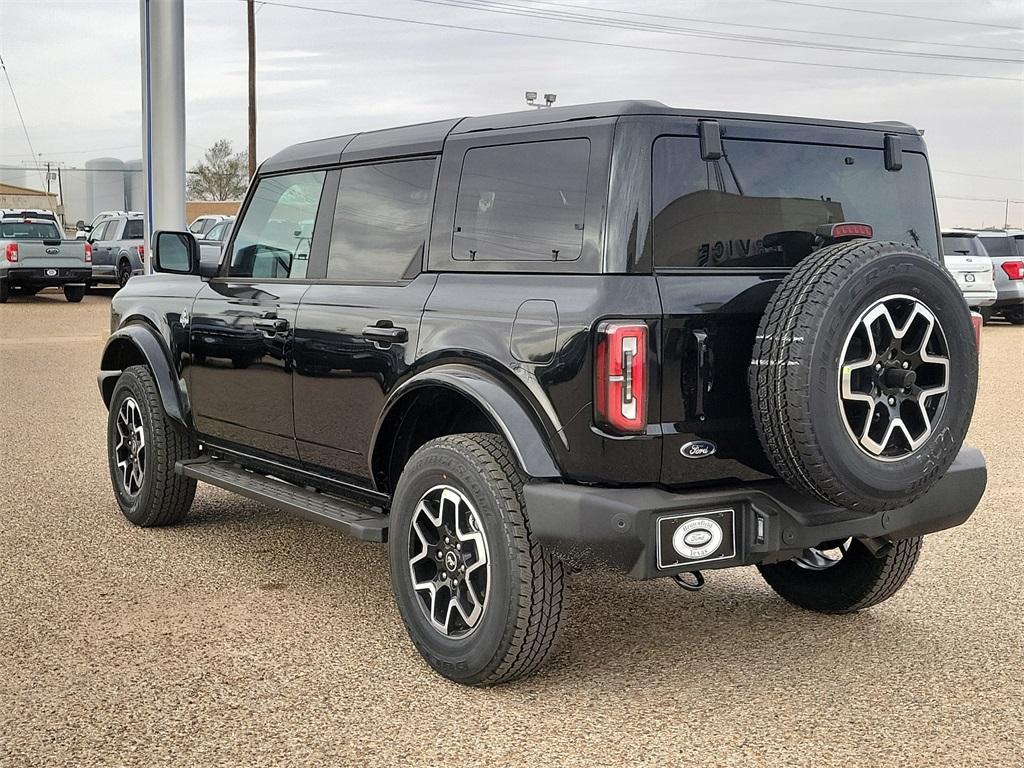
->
[45,247,60,255]
[680,440,717,459]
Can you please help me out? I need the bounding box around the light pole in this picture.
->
[247,0,257,179]
[525,91,557,109]
[139,0,187,273]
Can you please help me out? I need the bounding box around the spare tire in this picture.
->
[750,240,977,512]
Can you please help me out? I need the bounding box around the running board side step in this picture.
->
[175,458,388,542]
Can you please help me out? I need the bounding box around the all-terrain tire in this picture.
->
[750,240,977,513]
[758,537,922,613]
[63,285,85,302]
[107,365,197,526]
[388,433,568,686]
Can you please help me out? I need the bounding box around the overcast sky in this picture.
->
[1,0,1022,227]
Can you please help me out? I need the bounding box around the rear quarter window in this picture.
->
[452,138,590,262]
[978,235,1014,258]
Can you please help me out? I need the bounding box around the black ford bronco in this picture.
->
[99,101,987,685]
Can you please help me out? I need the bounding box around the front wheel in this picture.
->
[63,285,85,302]
[388,433,568,686]
[107,365,197,526]
[758,537,922,614]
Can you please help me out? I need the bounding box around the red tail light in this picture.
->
[595,321,648,434]
[830,222,873,239]
[5,243,18,262]
[1001,260,1023,280]
[84,243,92,264]
[137,244,145,260]
[970,311,983,355]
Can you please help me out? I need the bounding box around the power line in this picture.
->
[762,0,1024,31]
[538,0,1024,53]
[937,194,1024,203]
[418,0,1024,64]
[0,53,46,190]
[254,1,1023,83]
[934,169,1024,183]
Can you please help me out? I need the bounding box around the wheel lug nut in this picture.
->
[875,363,882,371]
[445,536,450,544]
[888,397,896,406]
[455,543,461,550]
[902,361,909,369]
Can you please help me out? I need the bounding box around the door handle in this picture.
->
[693,330,713,421]
[362,321,408,344]
[253,317,289,333]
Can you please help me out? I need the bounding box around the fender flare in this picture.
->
[370,364,562,480]
[98,323,189,427]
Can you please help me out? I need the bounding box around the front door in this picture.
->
[292,157,439,485]
[188,169,327,461]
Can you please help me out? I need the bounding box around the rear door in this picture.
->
[189,170,326,460]
[653,128,942,486]
[292,157,438,485]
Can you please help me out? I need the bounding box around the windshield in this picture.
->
[941,235,985,257]
[653,137,939,268]
[0,221,61,239]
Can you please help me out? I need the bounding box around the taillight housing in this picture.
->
[137,244,145,260]
[5,243,18,263]
[1001,260,1023,280]
[84,243,92,264]
[595,321,648,434]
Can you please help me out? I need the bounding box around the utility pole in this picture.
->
[247,0,256,179]
[1006,199,1011,229]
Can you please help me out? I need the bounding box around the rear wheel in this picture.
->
[63,285,85,302]
[388,433,567,686]
[758,537,922,613]
[118,259,133,288]
[1003,305,1024,325]
[107,365,197,526]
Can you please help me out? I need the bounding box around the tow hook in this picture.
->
[674,571,705,592]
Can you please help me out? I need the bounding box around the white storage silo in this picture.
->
[125,159,144,212]
[85,157,127,216]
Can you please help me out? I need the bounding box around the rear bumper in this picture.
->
[3,267,91,287]
[524,446,987,580]
[962,288,997,307]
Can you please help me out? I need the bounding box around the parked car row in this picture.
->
[1,208,236,301]
[941,229,1024,323]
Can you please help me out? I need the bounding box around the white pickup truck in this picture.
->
[0,216,92,303]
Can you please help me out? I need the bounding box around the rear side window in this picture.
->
[124,219,144,239]
[228,171,325,279]
[979,235,1013,258]
[453,139,590,262]
[327,158,437,282]
[653,136,939,268]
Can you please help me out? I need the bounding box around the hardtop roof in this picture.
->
[262,100,921,173]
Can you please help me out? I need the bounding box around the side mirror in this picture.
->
[75,220,86,230]
[153,230,200,275]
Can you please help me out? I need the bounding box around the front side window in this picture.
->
[653,136,939,269]
[91,220,114,242]
[228,171,325,279]
[453,139,590,262]
[327,158,437,282]
[189,219,207,234]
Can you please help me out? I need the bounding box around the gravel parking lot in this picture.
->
[1,290,1022,767]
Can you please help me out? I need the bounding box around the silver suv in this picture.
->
[87,214,146,288]
[976,230,1024,324]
